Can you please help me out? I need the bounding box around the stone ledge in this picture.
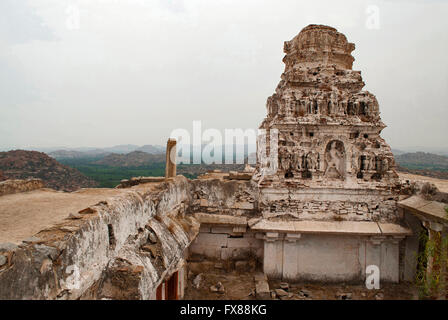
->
[378,223,412,236]
[249,219,412,236]
[116,176,165,188]
[398,195,448,225]
[194,213,247,226]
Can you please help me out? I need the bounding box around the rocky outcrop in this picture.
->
[116,176,165,188]
[0,179,44,196]
[0,150,97,191]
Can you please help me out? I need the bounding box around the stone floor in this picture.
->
[0,182,166,244]
[399,172,448,193]
[184,268,419,300]
[184,269,258,300]
[267,279,418,300]
[0,187,126,243]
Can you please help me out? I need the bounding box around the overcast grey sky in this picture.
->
[0,0,447,151]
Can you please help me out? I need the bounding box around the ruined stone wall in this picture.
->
[0,176,266,299]
[189,228,263,264]
[0,176,199,300]
[189,179,258,217]
[259,188,398,222]
[0,179,44,196]
[187,179,263,265]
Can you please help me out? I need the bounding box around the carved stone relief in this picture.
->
[324,140,345,179]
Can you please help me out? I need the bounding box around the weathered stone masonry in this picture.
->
[1,24,439,299]
[0,177,198,300]
[0,175,260,300]
[246,24,409,282]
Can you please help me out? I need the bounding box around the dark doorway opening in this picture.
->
[156,270,179,300]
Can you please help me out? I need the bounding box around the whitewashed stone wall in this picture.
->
[262,234,401,282]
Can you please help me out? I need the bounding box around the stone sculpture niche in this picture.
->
[324,140,345,179]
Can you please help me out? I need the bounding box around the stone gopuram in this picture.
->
[251,25,409,282]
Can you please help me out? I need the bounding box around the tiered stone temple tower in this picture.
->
[252,25,409,282]
[255,24,400,222]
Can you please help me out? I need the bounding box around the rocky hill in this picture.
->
[397,166,448,180]
[395,152,448,168]
[395,152,448,180]
[0,150,98,191]
[136,145,165,154]
[43,144,165,160]
[95,150,248,172]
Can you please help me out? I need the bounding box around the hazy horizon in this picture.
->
[2,143,447,156]
[1,0,448,152]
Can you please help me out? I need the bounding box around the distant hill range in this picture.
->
[51,148,247,187]
[95,150,448,180]
[94,150,245,173]
[395,152,448,168]
[44,144,165,159]
[48,149,111,159]
[0,150,98,191]
[95,151,166,167]
[391,149,406,156]
[395,152,448,180]
[393,147,448,157]
[4,147,446,193]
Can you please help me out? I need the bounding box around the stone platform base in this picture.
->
[189,216,412,283]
